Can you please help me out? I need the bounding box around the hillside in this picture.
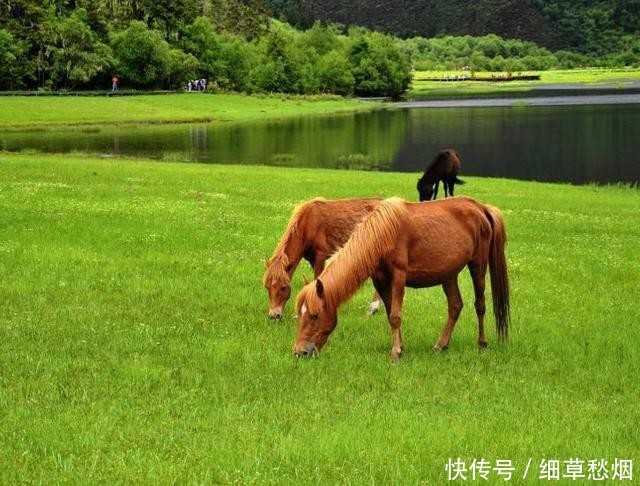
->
[266,0,640,53]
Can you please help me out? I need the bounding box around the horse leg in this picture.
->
[374,272,406,362]
[433,277,463,351]
[367,288,382,315]
[311,251,328,277]
[388,271,407,362]
[443,180,449,197]
[468,261,488,348]
[432,182,439,200]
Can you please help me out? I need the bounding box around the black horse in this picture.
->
[417,148,464,201]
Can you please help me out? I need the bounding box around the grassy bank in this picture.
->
[1,153,638,483]
[411,68,640,98]
[0,93,378,129]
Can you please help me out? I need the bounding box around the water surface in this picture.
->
[2,98,639,185]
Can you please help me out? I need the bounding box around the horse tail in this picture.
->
[454,177,465,185]
[484,205,510,340]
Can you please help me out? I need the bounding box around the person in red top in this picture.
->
[111,76,118,91]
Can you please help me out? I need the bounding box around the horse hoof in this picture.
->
[478,341,488,350]
[432,344,448,353]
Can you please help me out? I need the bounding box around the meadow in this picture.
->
[0,93,377,129]
[410,68,640,98]
[1,153,638,483]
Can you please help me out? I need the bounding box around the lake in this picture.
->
[2,98,639,185]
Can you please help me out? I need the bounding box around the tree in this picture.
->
[317,50,354,95]
[42,9,113,89]
[0,29,26,90]
[348,31,412,98]
[182,16,257,92]
[253,29,303,93]
[111,21,173,87]
[167,48,199,89]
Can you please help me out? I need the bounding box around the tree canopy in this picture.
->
[0,0,637,93]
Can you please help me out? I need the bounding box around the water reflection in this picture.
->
[1,102,638,185]
[395,104,640,184]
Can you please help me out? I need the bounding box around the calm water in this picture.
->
[2,100,639,185]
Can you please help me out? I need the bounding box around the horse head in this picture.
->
[263,254,292,319]
[417,178,434,201]
[293,279,337,357]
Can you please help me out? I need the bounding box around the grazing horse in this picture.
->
[293,196,510,362]
[263,197,382,319]
[417,148,464,201]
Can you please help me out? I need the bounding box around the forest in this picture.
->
[0,0,411,95]
[1,0,638,93]
[267,0,640,55]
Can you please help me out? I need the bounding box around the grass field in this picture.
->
[1,153,638,483]
[411,68,640,98]
[0,93,377,129]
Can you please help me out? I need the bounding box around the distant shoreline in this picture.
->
[397,92,640,108]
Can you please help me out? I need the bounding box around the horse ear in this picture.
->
[264,257,269,267]
[316,279,324,298]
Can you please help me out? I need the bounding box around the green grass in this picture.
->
[411,68,640,98]
[1,153,638,483]
[0,93,377,129]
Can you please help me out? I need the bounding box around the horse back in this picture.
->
[422,148,461,181]
[302,198,381,250]
[400,197,491,286]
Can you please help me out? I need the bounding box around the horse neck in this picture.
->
[282,234,304,274]
[321,258,372,312]
[271,213,306,275]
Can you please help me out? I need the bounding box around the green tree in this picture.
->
[167,48,199,89]
[111,21,173,87]
[317,50,354,95]
[348,31,412,98]
[253,28,303,93]
[208,0,270,39]
[42,9,113,89]
[182,17,257,92]
[0,29,26,90]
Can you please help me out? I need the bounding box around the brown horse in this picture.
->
[293,196,509,362]
[263,197,382,319]
[417,148,464,201]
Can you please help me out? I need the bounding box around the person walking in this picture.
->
[111,76,119,92]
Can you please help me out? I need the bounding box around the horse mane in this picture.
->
[263,198,326,285]
[296,198,408,314]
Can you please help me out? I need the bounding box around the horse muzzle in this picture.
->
[293,342,318,358]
